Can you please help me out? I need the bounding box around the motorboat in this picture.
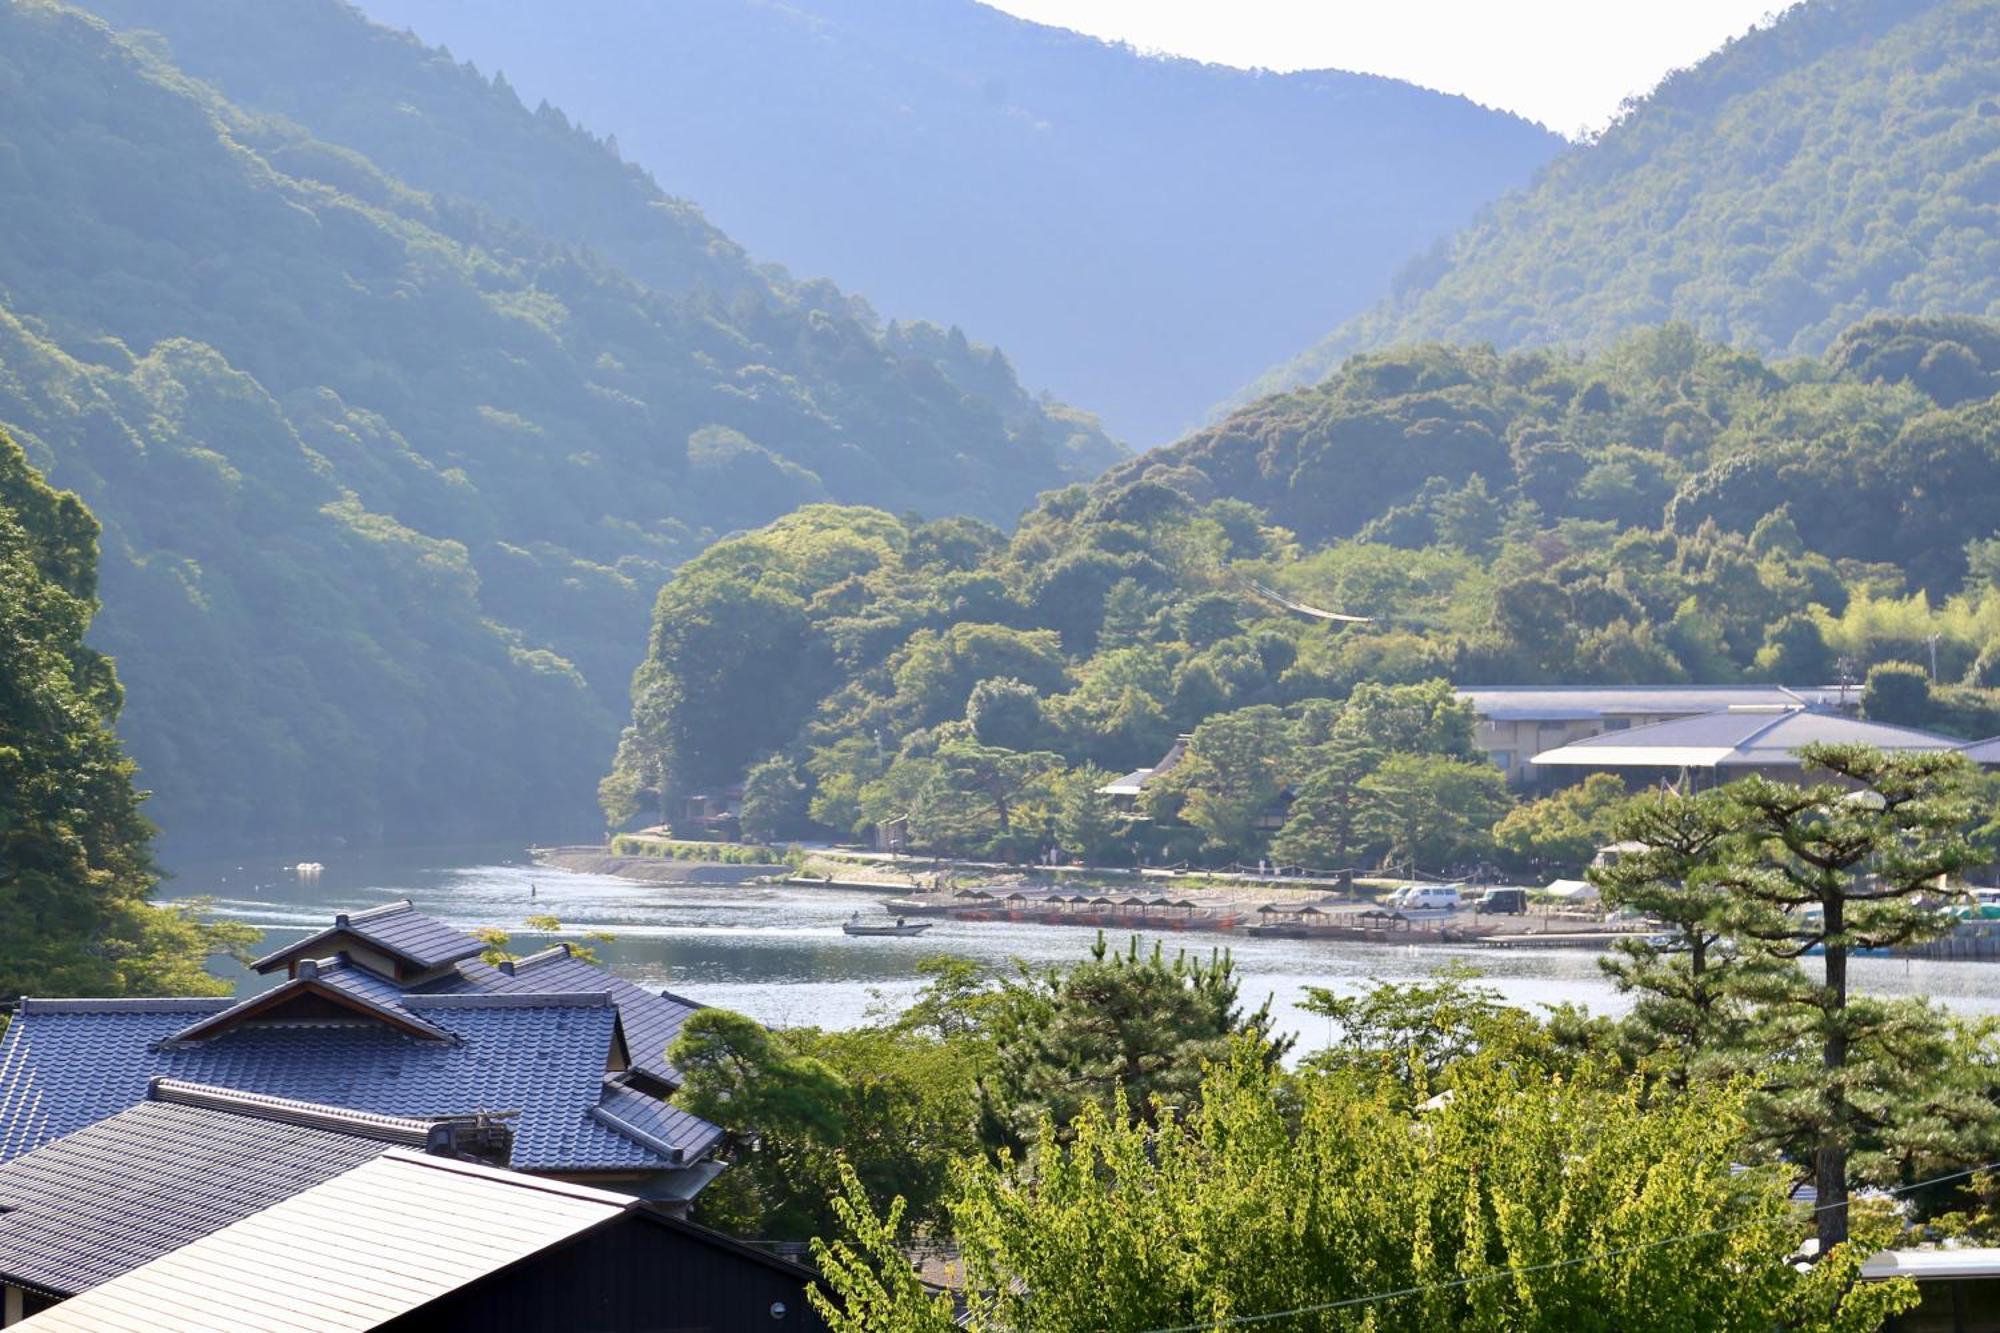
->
[841,914,934,937]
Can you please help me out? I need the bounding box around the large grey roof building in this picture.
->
[1454,685,1861,785]
[1531,706,1963,775]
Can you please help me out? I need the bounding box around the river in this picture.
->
[168,843,2000,1050]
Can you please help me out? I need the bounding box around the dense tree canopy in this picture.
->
[0,0,1115,849]
[617,320,2000,873]
[0,431,248,997]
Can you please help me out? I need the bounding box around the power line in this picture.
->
[1140,1161,2000,1333]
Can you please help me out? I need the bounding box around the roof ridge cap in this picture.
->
[345,898,418,922]
[404,990,616,1009]
[509,944,574,970]
[19,996,236,1013]
[148,1079,443,1144]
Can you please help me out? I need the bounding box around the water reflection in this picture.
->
[168,844,2000,1046]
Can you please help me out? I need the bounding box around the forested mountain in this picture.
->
[1259,0,2000,399]
[344,0,1562,444]
[0,0,1113,849]
[0,429,246,997]
[608,316,2000,869]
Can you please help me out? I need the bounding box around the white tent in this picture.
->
[1543,878,1600,903]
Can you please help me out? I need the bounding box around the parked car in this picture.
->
[1475,887,1528,915]
[1397,885,1463,913]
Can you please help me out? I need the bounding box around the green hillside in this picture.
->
[608,317,2000,868]
[1258,0,2000,399]
[345,0,1560,445]
[0,0,1114,848]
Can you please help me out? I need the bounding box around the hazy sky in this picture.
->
[982,1,1782,134]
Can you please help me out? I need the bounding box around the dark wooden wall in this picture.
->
[380,1212,831,1333]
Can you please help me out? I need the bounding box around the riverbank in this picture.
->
[545,841,1647,950]
[531,843,785,885]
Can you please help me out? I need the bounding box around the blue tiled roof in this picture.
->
[0,995,665,1172]
[249,898,485,974]
[431,948,702,1085]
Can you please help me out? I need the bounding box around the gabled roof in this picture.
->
[15,1150,632,1332]
[248,898,484,975]
[14,1150,819,1333]
[1532,707,1961,769]
[163,965,454,1045]
[0,1083,450,1297]
[0,994,662,1172]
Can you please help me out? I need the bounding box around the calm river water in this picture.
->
[167,844,2000,1049]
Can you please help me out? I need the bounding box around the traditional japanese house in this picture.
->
[0,901,727,1202]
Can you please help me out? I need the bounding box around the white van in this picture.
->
[1397,885,1462,913]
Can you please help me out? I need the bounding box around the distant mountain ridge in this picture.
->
[1255,0,2000,399]
[4,0,1115,849]
[349,0,1563,444]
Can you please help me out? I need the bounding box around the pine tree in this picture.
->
[1716,744,1982,1252]
[1590,786,1779,1088]
[976,934,1290,1153]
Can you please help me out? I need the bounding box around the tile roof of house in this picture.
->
[0,993,669,1172]
[311,942,703,1086]
[1532,707,1962,768]
[248,898,485,974]
[0,1087,419,1297]
[164,966,456,1045]
[436,946,703,1084]
[15,1150,637,1332]
[1455,685,1845,722]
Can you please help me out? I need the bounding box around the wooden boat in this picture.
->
[841,916,934,937]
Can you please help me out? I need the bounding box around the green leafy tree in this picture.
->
[1146,705,1289,851]
[907,741,1063,857]
[739,755,810,843]
[815,1052,1912,1331]
[965,677,1045,750]
[1051,764,1121,864]
[1862,661,1932,727]
[1302,966,1524,1097]
[1491,772,1630,874]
